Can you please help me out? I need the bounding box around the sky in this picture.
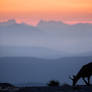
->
[0,0,92,84]
[0,0,92,25]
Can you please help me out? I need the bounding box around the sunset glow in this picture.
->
[0,0,92,25]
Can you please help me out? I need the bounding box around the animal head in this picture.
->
[69,75,77,86]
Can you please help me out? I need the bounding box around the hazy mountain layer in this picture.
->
[0,20,92,58]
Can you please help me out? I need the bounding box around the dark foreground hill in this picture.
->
[1,84,92,92]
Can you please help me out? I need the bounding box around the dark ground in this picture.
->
[1,84,92,92]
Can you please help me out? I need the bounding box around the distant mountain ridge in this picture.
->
[0,46,92,59]
[0,46,64,59]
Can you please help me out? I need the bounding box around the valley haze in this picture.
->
[0,20,92,58]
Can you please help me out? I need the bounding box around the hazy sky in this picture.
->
[0,0,92,25]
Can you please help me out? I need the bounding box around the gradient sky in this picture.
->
[0,0,92,25]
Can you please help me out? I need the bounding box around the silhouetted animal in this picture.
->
[70,62,92,86]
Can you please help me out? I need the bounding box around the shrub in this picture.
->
[47,80,60,87]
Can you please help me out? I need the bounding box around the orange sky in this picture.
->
[0,0,92,25]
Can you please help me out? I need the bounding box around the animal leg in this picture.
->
[88,76,90,86]
[82,78,89,85]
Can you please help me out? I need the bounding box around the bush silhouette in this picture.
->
[47,80,60,87]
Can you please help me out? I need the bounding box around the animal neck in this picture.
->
[75,73,81,84]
